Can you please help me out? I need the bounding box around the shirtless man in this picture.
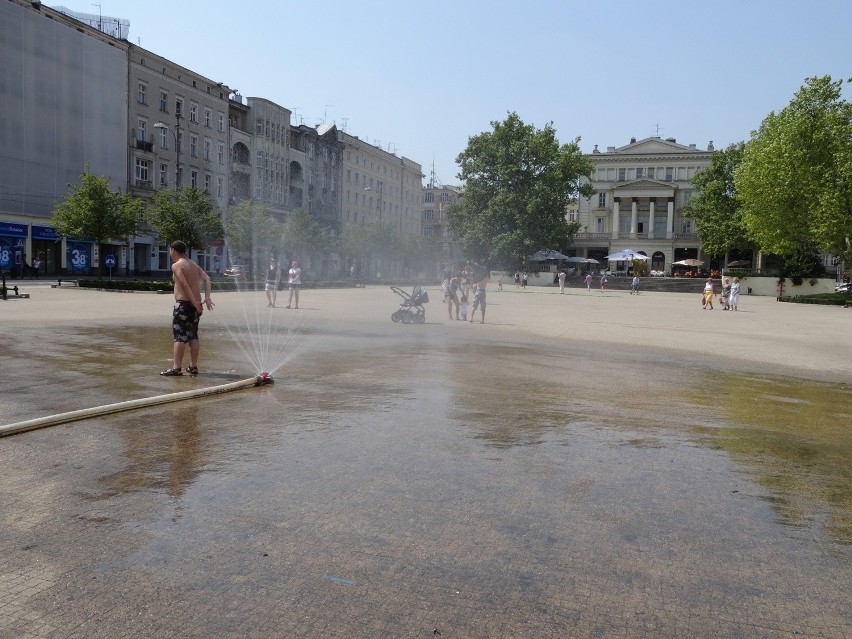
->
[161,240,214,376]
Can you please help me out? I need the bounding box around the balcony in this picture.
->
[134,179,153,190]
[135,139,154,152]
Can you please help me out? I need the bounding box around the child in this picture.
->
[459,293,469,321]
[497,277,503,291]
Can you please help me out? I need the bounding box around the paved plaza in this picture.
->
[1,282,850,638]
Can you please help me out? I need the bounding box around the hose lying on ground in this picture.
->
[0,375,273,438]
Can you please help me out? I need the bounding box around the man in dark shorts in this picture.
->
[161,240,214,376]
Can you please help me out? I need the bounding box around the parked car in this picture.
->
[835,282,850,293]
[224,265,248,278]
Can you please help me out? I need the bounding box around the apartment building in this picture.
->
[128,44,232,274]
[339,132,422,237]
[421,181,462,266]
[575,136,714,272]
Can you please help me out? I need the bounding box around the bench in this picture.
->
[50,279,79,288]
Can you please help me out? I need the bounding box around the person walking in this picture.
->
[160,240,214,376]
[557,268,566,294]
[720,277,732,310]
[31,255,41,279]
[729,277,741,311]
[702,277,715,309]
[584,273,593,292]
[287,260,302,308]
[514,271,521,288]
[446,272,461,320]
[599,274,607,292]
[265,257,280,307]
[631,275,640,295]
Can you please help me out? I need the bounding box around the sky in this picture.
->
[79,0,852,186]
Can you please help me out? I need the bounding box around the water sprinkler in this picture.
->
[255,372,274,386]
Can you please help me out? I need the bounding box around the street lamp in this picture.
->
[154,113,182,187]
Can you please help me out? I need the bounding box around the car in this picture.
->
[223,265,248,278]
[835,282,851,293]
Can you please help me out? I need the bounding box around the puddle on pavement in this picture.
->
[683,374,852,545]
[9,324,850,553]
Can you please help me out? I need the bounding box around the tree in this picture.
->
[281,209,335,258]
[736,76,852,266]
[51,168,144,277]
[684,142,753,258]
[148,187,224,255]
[448,112,593,270]
[226,200,283,269]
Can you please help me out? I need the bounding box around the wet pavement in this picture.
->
[1,284,850,638]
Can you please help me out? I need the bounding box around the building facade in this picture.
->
[575,137,714,272]
[128,44,232,274]
[421,181,462,268]
[0,0,128,277]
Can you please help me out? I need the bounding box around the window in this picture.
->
[159,128,168,149]
[440,192,450,203]
[665,167,674,181]
[135,158,150,182]
[596,217,605,233]
[256,151,263,168]
[159,91,168,112]
[190,170,198,188]
[425,209,434,220]
[217,176,224,198]
[217,143,224,165]
[204,173,211,192]
[175,98,183,118]
[618,168,626,181]
[636,168,644,179]
[255,184,262,199]
[190,102,198,123]
[136,119,147,142]
[424,192,434,203]
[255,119,263,134]
[204,109,211,127]
[204,139,211,161]
[159,163,168,186]
[647,167,655,179]
[190,135,198,159]
[217,113,224,132]
[597,192,606,208]
[138,83,147,104]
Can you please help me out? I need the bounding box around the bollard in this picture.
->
[1,271,6,300]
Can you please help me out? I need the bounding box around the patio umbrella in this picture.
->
[563,256,592,263]
[672,259,704,267]
[725,259,751,268]
[604,249,651,261]
[530,249,571,261]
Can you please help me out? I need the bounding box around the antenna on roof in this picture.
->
[653,123,662,137]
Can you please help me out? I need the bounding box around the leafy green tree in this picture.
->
[226,200,283,269]
[148,187,224,255]
[684,142,754,258]
[736,76,852,266]
[448,112,593,270]
[51,168,144,277]
[281,209,335,258]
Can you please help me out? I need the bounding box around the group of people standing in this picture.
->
[702,276,740,310]
[264,257,302,309]
[442,262,489,323]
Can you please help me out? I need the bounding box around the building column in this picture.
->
[630,197,638,238]
[612,198,620,240]
[648,198,656,239]
[666,197,674,239]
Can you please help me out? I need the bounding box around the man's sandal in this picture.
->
[160,368,183,376]
[185,366,199,375]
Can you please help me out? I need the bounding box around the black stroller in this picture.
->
[390,285,428,323]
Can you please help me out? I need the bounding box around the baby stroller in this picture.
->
[390,285,428,323]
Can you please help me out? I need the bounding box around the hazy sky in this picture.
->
[93,0,851,185]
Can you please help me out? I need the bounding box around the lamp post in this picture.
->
[154,113,182,187]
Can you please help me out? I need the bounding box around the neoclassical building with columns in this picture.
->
[574,136,714,272]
